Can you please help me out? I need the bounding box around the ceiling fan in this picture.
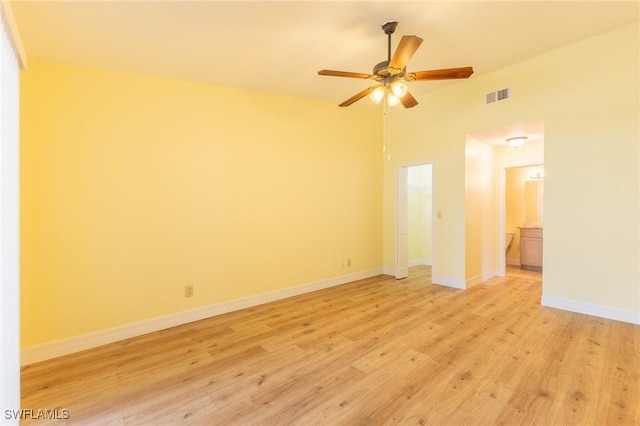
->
[318,21,473,108]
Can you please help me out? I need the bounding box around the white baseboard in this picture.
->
[384,267,466,290]
[382,266,395,276]
[21,268,383,365]
[431,275,466,290]
[541,295,640,325]
[408,258,432,267]
[466,270,499,288]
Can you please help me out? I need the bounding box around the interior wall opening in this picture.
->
[504,164,544,273]
[466,118,545,282]
[397,164,433,280]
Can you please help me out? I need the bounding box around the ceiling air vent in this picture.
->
[484,87,511,105]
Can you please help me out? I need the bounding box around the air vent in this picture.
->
[484,87,511,105]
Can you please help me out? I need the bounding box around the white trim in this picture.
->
[0,1,26,69]
[0,12,21,423]
[431,275,466,290]
[21,268,383,365]
[396,161,434,282]
[466,270,499,288]
[408,258,432,267]
[542,295,640,325]
[498,160,544,278]
[498,158,544,277]
[396,166,409,279]
[498,167,506,277]
[382,266,396,276]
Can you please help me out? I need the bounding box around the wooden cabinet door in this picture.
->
[521,237,543,267]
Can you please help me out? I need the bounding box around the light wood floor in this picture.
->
[21,266,639,425]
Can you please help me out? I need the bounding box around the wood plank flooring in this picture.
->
[21,266,640,425]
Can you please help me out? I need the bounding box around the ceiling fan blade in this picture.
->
[339,86,377,107]
[318,70,371,79]
[411,66,474,81]
[389,35,423,74]
[400,91,418,109]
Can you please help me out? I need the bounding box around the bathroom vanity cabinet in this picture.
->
[520,228,542,271]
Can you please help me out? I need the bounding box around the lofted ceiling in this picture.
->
[11,1,640,106]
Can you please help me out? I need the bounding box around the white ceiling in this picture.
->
[11,1,640,107]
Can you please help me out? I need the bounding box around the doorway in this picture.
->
[465,118,545,280]
[397,164,433,279]
[499,163,544,276]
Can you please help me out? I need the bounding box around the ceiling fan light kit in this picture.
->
[391,81,408,98]
[318,21,474,108]
[369,86,385,104]
[387,93,401,107]
[368,82,406,105]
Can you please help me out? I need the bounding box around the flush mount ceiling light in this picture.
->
[506,136,528,148]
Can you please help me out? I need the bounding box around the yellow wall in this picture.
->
[20,61,382,346]
[20,23,640,347]
[464,137,497,282]
[383,102,467,285]
[387,23,639,314]
[540,24,639,311]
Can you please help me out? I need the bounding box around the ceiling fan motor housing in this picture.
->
[372,60,389,77]
[372,60,406,82]
[382,21,398,35]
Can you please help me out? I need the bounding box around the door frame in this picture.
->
[396,162,434,279]
[498,161,543,277]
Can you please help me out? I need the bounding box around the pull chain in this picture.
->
[383,90,391,160]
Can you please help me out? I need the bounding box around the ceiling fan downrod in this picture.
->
[382,21,398,62]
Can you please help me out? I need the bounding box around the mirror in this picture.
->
[524,180,543,224]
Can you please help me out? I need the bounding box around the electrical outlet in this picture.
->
[185,285,194,298]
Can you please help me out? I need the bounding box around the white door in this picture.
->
[396,167,409,279]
